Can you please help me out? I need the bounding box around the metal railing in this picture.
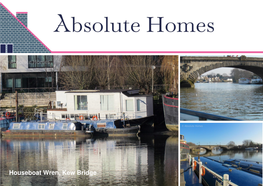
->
[188,154,238,186]
[181,108,242,121]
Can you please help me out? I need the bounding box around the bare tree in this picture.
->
[160,56,178,95]
[227,141,236,147]
[121,56,162,93]
[93,56,120,90]
[59,56,95,90]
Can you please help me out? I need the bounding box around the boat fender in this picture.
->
[201,167,205,176]
[79,115,84,120]
[5,112,11,117]
[66,118,70,121]
[194,161,197,170]
[92,116,98,121]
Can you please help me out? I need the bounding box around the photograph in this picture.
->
[180,122,262,186]
[0,55,178,185]
[180,55,263,121]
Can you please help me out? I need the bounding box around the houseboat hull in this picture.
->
[1,130,89,138]
[93,126,139,136]
[83,119,140,136]
[195,157,262,186]
[162,95,178,131]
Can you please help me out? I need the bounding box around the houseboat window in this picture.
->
[49,123,55,129]
[61,114,66,119]
[100,95,114,110]
[109,114,116,119]
[74,95,88,110]
[38,124,45,129]
[62,123,68,130]
[13,123,20,129]
[126,99,134,111]
[137,99,141,111]
[8,55,16,69]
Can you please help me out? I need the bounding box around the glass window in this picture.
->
[28,56,54,68]
[8,56,16,69]
[45,77,52,82]
[49,123,55,129]
[74,95,88,110]
[100,95,114,111]
[13,123,20,129]
[6,79,13,88]
[62,123,68,130]
[15,79,21,88]
[38,124,45,129]
[126,99,134,111]
[137,99,141,111]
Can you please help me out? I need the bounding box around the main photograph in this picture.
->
[0,55,178,185]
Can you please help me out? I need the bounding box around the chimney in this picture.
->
[16,12,28,27]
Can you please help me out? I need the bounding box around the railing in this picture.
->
[188,154,238,186]
[181,108,242,121]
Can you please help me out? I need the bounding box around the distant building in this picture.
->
[0,3,50,53]
[0,55,61,93]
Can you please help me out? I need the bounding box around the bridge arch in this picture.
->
[180,56,263,87]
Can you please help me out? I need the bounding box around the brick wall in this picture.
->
[0,92,56,107]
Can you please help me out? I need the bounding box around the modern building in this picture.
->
[0,3,50,53]
[0,55,62,93]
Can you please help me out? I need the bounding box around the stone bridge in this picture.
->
[180,56,263,87]
[189,145,231,152]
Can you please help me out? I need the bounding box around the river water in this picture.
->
[180,83,263,120]
[0,135,178,186]
[196,149,262,163]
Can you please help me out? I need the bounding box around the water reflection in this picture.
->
[190,148,262,163]
[0,135,178,186]
[181,83,263,120]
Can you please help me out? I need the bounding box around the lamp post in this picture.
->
[151,65,156,93]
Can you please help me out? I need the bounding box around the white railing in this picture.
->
[188,155,238,186]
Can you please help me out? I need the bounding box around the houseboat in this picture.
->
[1,121,89,138]
[250,78,263,84]
[83,119,139,136]
[194,157,262,186]
[238,78,250,84]
[180,135,190,161]
[46,89,154,128]
[162,94,178,131]
[0,111,16,130]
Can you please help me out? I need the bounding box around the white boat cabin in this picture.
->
[47,89,153,121]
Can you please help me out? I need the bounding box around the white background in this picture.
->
[1,0,263,52]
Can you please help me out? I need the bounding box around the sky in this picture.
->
[180,122,262,146]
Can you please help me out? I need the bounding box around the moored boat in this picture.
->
[83,119,139,136]
[250,78,263,84]
[239,78,250,84]
[162,94,178,131]
[1,121,89,138]
[194,157,262,186]
[180,135,190,161]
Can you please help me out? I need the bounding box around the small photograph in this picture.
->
[180,55,263,121]
[180,122,262,186]
[0,55,178,185]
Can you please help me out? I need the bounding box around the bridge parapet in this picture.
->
[180,56,263,87]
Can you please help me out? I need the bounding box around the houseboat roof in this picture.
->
[63,89,152,97]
